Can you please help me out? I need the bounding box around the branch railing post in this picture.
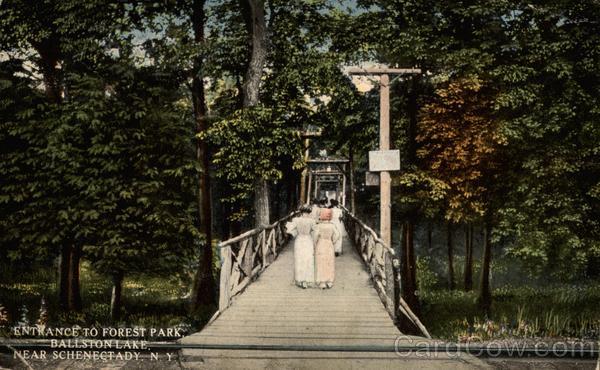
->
[218,245,232,312]
[214,211,299,316]
[341,206,431,339]
[384,251,396,322]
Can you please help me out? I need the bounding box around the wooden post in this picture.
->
[380,74,392,248]
[218,246,232,311]
[349,145,356,213]
[299,138,310,204]
[342,173,347,207]
[262,229,268,268]
[243,237,255,278]
[347,66,420,245]
[384,252,396,321]
[307,171,312,203]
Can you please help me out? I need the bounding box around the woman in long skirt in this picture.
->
[314,208,340,289]
[329,199,344,256]
[286,205,317,288]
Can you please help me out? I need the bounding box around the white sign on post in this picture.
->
[368,150,400,172]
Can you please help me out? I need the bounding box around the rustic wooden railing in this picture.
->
[342,206,431,338]
[217,212,299,314]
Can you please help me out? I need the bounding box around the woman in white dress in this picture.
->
[329,199,344,256]
[286,205,318,288]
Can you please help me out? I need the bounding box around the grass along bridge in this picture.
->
[178,208,492,369]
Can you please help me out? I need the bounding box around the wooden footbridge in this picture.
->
[179,208,490,369]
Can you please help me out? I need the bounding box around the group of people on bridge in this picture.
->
[285,199,346,289]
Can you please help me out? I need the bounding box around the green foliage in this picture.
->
[489,1,600,276]
[0,262,204,331]
[0,1,203,297]
[421,284,600,340]
[69,64,201,276]
[352,0,600,278]
[203,0,369,221]
[0,61,50,262]
[205,106,303,220]
[416,256,440,293]
[2,0,600,329]
[0,62,201,275]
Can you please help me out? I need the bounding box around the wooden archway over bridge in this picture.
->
[303,158,349,206]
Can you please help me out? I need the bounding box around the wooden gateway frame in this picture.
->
[304,158,349,206]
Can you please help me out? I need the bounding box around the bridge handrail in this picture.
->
[341,206,431,339]
[217,211,299,314]
[345,212,395,256]
[219,215,298,248]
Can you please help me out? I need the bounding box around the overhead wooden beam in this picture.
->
[346,67,421,75]
[309,170,345,175]
[300,130,322,138]
[307,159,349,164]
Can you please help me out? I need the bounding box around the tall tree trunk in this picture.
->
[190,0,216,312]
[349,143,356,213]
[286,169,296,211]
[110,270,124,322]
[220,192,233,240]
[479,224,492,314]
[464,224,473,291]
[273,179,281,219]
[400,220,420,334]
[254,178,270,227]
[447,222,455,290]
[58,245,71,311]
[68,244,82,311]
[299,138,310,205]
[427,220,433,253]
[240,0,266,108]
[401,221,420,309]
[33,38,62,104]
[240,0,269,227]
[398,75,422,334]
[405,75,420,165]
[34,38,80,313]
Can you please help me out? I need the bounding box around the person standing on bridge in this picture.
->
[329,199,344,256]
[309,199,321,221]
[285,205,318,288]
[315,208,340,289]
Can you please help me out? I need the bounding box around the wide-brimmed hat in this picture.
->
[319,208,332,221]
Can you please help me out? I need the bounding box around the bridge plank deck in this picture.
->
[181,235,403,344]
[179,234,490,369]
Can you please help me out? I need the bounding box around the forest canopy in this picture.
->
[0,0,599,331]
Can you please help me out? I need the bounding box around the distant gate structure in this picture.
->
[304,158,349,206]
